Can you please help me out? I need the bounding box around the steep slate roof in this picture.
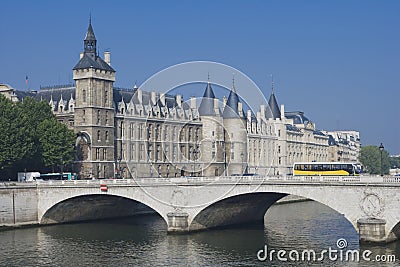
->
[73,20,114,72]
[73,54,115,72]
[266,91,281,119]
[198,82,217,116]
[113,88,136,103]
[85,22,96,41]
[222,84,241,119]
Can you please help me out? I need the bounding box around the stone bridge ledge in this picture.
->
[1,175,400,244]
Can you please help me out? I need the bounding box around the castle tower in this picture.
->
[222,78,247,175]
[198,80,225,176]
[266,80,286,175]
[73,20,116,179]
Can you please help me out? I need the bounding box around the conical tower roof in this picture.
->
[198,82,217,116]
[223,79,241,118]
[85,19,96,41]
[266,91,281,119]
[266,77,281,119]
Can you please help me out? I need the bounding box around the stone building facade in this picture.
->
[2,22,361,178]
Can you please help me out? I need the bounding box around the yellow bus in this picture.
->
[293,162,361,176]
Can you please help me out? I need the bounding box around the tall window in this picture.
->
[82,89,87,103]
[97,130,101,141]
[104,89,108,106]
[97,110,100,124]
[130,123,135,139]
[131,144,135,160]
[120,122,124,138]
[105,111,109,125]
[105,131,109,142]
[139,124,143,139]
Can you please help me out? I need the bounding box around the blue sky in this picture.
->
[1,0,399,154]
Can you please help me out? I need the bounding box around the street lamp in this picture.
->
[379,143,384,176]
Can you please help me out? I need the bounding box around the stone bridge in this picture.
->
[1,175,400,243]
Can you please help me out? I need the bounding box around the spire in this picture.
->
[198,76,217,116]
[84,18,97,59]
[266,75,281,119]
[271,74,274,94]
[73,19,115,72]
[232,73,236,93]
[223,74,241,118]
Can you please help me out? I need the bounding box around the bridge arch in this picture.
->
[189,189,359,234]
[388,221,400,241]
[39,193,168,228]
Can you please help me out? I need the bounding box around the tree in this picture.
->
[14,97,54,169]
[359,145,390,175]
[38,119,75,172]
[0,95,36,178]
[390,156,400,169]
[0,95,76,180]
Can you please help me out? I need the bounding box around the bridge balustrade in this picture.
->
[4,175,400,187]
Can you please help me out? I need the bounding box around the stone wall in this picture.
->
[0,186,38,226]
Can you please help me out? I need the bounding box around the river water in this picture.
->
[0,201,399,266]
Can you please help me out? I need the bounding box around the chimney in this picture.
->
[247,110,252,121]
[160,93,166,106]
[190,96,196,109]
[214,98,219,114]
[80,52,84,59]
[151,91,156,105]
[104,51,111,65]
[260,104,265,118]
[137,89,142,104]
[238,102,243,117]
[280,104,285,120]
[176,94,182,107]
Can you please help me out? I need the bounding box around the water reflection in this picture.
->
[0,201,398,266]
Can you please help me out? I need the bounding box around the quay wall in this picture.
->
[0,185,39,226]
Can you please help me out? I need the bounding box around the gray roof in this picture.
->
[286,124,301,132]
[285,111,310,125]
[222,86,241,119]
[266,92,281,119]
[85,22,96,41]
[198,82,217,116]
[113,88,136,103]
[74,21,114,72]
[313,130,326,137]
[73,54,115,72]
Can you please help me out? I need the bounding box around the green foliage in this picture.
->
[390,156,400,169]
[359,145,390,175]
[0,95,76,180]
[38,119,75,170]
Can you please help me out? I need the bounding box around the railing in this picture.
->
[2,175,400,188]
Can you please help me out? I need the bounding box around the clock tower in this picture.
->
[73,20,116,179]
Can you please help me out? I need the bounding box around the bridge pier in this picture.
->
[167,211,189,233]
[357,218,397,243]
